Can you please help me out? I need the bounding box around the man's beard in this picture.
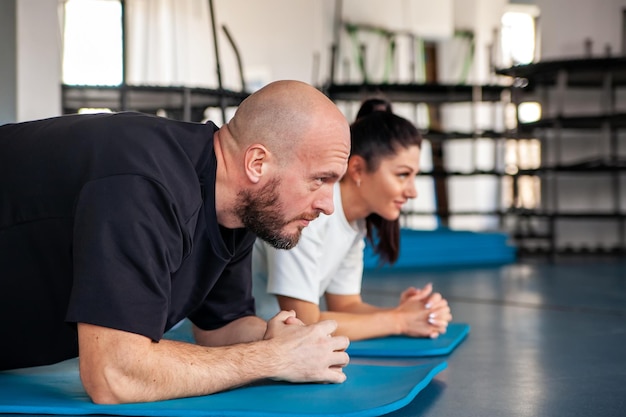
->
[235,177,311,250]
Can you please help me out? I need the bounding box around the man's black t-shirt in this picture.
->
[0,112,256,370]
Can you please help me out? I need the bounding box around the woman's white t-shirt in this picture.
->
[252,183,366,320]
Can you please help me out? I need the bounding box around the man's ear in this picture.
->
[243,144,269,184]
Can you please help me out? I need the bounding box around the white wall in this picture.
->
[213,0,335,90]
[536,0,626,59]
[16,0,61,121]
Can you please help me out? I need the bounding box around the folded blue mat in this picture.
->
[0,359,446,417]
[364,228,516,269]
[346,322,470,357]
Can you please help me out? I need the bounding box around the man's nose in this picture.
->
[314,185,335,215]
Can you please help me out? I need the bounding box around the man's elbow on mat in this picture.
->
[80,364,134,404]
[77,323,155,404]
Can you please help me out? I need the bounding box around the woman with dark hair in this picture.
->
[251,108,452,341]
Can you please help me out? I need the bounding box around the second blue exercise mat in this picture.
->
[165,320,470,358]
[346,322,470,357]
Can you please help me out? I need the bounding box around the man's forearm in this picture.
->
[78,323,276,404]
[78,315,348,404]
[192,316,267,346]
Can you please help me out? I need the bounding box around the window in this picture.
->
[62,0,123,86]
[500,7,538,67]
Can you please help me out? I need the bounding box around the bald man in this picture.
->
[0,80,351,403]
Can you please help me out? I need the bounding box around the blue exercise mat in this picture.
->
[164,321,469,358]
[346,322,470,357]
[0,359,446,417]
[363,228,516,269]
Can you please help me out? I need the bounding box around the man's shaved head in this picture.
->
[227,80,347,165]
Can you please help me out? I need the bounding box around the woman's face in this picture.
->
[361,145,420,221]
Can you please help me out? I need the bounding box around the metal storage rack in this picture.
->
[497,57,626,257]
[62,84,248,123]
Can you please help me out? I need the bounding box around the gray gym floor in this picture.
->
[2,260,624,417]
[358,259,626,416]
